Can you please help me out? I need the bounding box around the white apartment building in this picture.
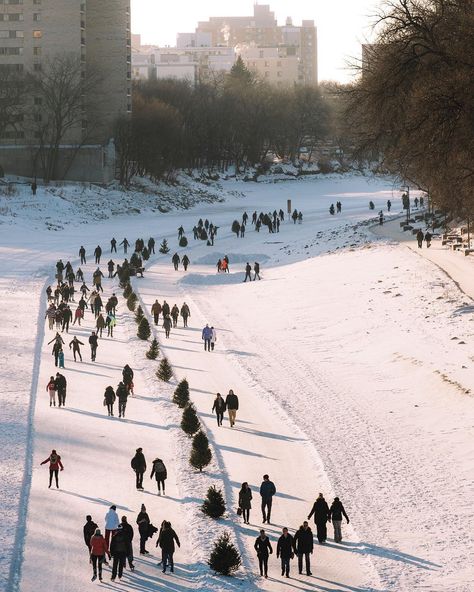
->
[237,45,299,86]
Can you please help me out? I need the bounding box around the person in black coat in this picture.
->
[328,496,350,543]
[122,365,134,390]
[254,529,272,578]
[110,525,131,581]
[225,389,239,427]
[156,521,180,573]
[83,515,98,551]
[308,493,330,543]
[136,504,150,554]
[89,331,99,361]
[131,448,146,490]
[116,382,128,418]
[120,516,135,571]
[211,392,226,426]
[150,458,167,495]
[277,528,294,578]
[293,521,314,575]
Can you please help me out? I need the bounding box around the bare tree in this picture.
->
[0,69,25,140]
[27,55,99,182]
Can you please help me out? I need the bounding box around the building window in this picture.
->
[10,30,24,38]
[33,13,40,22]
[33,46,41,55]
[33,0,41,4]
[0,47,23,55]
[33,30,42,38]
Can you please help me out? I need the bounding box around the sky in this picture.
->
[130,0,383,82]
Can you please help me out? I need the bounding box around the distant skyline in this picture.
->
[130,0,382,82]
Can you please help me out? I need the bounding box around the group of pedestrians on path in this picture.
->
[150,300,192,338]
[85,505,180,582]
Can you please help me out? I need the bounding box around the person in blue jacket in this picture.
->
[202,324,213,352]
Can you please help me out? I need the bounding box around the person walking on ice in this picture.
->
[40,449,64,488]
[156,521,180,573]
[202,323,213,351]
[83,515,98,553]
[277,527,294,578]
[131,447,147,491]
[293,521,313,575]
[94,245,102,264]
[225,389,239,427]
[254,529,272,578]
[329,496,349,543]
[254,262,261,280]
[110,524,131,582]
[151,299,162,325]
[182,254,190,271]
[180,302,190,327]
[150,458,167,495]
[172,252,180,271]
[89,528,109,582]
[210,326,217,350]
[308,492,330,543]
[416,229,424,248]
[260,474,276,524]
[104,505,120,547]
[162,314,172,338]
[244,262,252,282]
[212,392,226,426]
[46,376,56,407]
[238,482,252,524]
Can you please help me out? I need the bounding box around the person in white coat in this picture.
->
[105,505,120,547]
[210,326,217,351]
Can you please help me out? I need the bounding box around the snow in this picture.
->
[0,173,473,592]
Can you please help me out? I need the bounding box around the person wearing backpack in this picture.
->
[150,458,167,495]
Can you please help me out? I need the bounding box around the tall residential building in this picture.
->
[196,4,318,85]
[0,0,131,182]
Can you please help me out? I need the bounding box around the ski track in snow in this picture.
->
[1,175,473,592]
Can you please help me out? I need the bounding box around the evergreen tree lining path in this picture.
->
[137,261,382,591]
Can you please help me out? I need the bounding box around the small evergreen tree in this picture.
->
[142,246,150,260]
[181,403,200,435]
[159,239,170,254]
[146,338,159,360]
[179,236,188,247]
[173,378,190,408]
[123,283,132,298]
[156,356,173,381]
[135,305,144,323]
[208,531,241,576]
[202,485,226,519]
[190,430,212,471]
[137,316,151,340]
[127,292,137,311]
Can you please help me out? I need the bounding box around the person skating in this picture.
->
[178,225,184,239]
[172,253,180,271]
[45,303,56,330]
[425,231,432,248]
[202,324,212,351]
[416,229,424,248]
[260,474,276,524]
[131,447,147,490]
[150,458,167,495]
[151,299,162,325]
[46,376,56,407]
[308,493,330,543]
[110,238,117,253]
[223,255,230,272]
[120,238,129,253]
[387,199,392,211]
[329,204,335,215]
[96,312,105,338]
[180,302,190,327]
[51,340,63,367]
[110,524,131,581]
[182,254,190,271]
[104,386,116,416]
[148,237,155,254]
[104,505,120,547]
[292,209,298,224]
[156,521,180,573]
[54,372,67,407]
[171,304,179,328]
[121,516,135,571]
[40,449,64,488]
[277,527,294,578]
[107,259,115,278]
[79,245,86,265]
[212,392,226,427]
[244,262,252,282]
[136,504,150,555]
[225,389,239,427]
[329,496,349,543]
[93,245,102,264]
[162,300,170,317]
[293,521,313,575]
[336,201,342,213]
[162,314,172,338]
[379,211,384,225]
[238,482,252,524]
[89,331,99,362]
[58,349,65,368]
[84,515,98,551]
[122,364,134,390]
[89,528,109,582]
[216,259,222,273]
[69,336,84,362]
[254,529,272,578]
[116,381,129,418]
[61,305,72,333]
[106,313,116,337]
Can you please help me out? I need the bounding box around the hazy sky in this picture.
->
[130,0,382,82]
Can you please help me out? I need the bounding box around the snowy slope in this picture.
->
[1,174,472,592]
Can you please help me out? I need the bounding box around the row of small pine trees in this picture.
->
[123,283,240,576]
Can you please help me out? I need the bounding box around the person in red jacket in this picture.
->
[40,449,64,488]
[89,528,110,582]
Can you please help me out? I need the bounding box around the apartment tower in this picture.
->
[0,0,131,181]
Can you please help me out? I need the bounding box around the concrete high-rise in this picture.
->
[0,0,131,181]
